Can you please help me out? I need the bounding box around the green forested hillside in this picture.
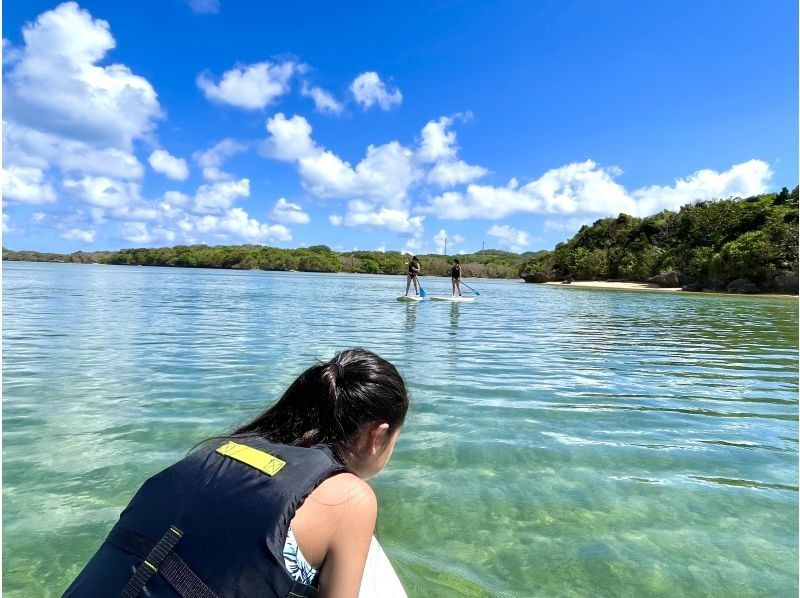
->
[519,187,798,293]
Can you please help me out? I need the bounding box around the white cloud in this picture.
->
[487,224,530,253]
[148,150,189,181]
[417,117,457,163]
[350,72,402,110]
[416,116,487,187]
[31,212,48,223]
[432,229,465,254]
[194,208,292,243]
[301,82,343,115]
[63,176,140,209]
[193,139,246,181]
[4,2,162,151]
[329,199,424,235]
[197,61,302,110]
[421,159,773,221]
[263,113,316,161]
[264,113,419,207]
[2,165,57,204]
[631,159,772,215]
[427,160,488,187]
[120,221,154,244]
[192,178,250,213]
[375,242,386,252]
[186,0,219,14]
[3,120,145,180]
[3,213,22,234]
[61,227,95,243]
[270,197,310,224]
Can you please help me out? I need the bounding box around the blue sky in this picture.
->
[2,0,797,254]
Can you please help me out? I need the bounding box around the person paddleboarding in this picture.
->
[64,348,409,598]
[405,255,421,296]
[451,258,462,296]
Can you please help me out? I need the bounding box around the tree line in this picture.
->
[3,244,533,279]
[519,187,798,293]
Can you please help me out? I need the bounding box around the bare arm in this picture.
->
[317,475,377,597]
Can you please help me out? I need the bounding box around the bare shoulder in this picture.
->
[309,472,376,513]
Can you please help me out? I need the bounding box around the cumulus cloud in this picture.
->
[193,139,247,181]
[329,200,424,238]
[427,160,488,187]
[417,116,487,186]
[263,113,317,162]
[148,151,187,182]
[63,176,141,209]
[192,178,250,213]
[2,165,57,204]
[487,224,530,253]
[270,198,310,224]
[4,2,162,151]
[417,117,458,163]
[148,150,189,181]
[421,159,772,220]
[194,208,292,243]
[631,159,772,215]
[61,227,95,243]
[350,72,402,110]
[264,113,419,207]
[301,82,343,115]
[186,0,219,14]
[197,61,302,110]
[3,120,145,180]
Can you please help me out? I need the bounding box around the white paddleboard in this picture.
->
[359,536,407,597]
[428,295,475,302]
[397,295,423,302]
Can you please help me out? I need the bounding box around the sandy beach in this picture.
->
[542,280,680,292]
[540,280,797,298]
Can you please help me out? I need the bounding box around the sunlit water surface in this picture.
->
[3,262,798,596]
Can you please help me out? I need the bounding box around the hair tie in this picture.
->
[333,361,345,380]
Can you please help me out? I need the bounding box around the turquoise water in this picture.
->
[3,261,798,597]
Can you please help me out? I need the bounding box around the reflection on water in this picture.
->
[3,263,798,597]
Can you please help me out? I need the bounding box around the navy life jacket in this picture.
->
[63,436,349,598]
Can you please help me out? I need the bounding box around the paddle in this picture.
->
[414,275,427,297]
[459,280,480,296]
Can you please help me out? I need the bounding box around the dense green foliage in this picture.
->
[3,244,534,279]
[519,188,798,292]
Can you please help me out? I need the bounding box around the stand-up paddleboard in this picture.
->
[397,295,423,302]
[429,295,475,302]
[359,536,407,597]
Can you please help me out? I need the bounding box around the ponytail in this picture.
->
[232,348,408,457]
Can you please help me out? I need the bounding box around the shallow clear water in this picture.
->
[3,261,798,597]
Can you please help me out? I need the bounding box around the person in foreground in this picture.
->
[451,258,462,296]
[64,348,409,598]
[405,255,421,296]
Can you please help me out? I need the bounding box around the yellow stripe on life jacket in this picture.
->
[216,441,287,476]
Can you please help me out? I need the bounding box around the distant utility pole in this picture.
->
[482,241,485,252]
[444,237,447,256]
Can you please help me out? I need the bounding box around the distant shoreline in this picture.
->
[540,280,797,299]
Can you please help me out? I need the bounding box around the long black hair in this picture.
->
[232,348,408,457]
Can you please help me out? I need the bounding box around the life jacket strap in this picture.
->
[112,525,218,598]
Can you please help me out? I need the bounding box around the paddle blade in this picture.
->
[419,287,426,297]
